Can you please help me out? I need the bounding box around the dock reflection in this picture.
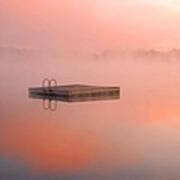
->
[29,91,120,111]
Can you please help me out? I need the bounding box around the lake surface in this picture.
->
[1,52,180,179]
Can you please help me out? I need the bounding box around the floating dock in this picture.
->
[29,84,120,102]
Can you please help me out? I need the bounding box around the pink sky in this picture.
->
[0,0,180,51]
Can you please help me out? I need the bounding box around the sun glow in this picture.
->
[143,0,180,11]
[96,0,180,13]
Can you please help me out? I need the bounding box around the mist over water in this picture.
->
[1,49,180,179]
[1,1,180,179]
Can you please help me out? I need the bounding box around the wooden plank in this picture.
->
[29,84,120,102]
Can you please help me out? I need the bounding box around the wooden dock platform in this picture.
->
[29,84,120,102]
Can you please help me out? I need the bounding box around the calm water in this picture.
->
[1,52,180,179]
